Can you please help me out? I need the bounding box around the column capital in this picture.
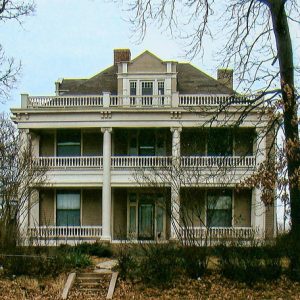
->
[170,127,182,133]
[101,127,112,134]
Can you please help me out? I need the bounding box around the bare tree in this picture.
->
[0,114,46,249]
[0,0,35,103]
[116,0,299,236]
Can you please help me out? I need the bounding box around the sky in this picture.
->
[0,0,299,227]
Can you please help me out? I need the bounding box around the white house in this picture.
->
[11,49,276,244]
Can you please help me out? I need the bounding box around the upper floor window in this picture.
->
[158,81,164,95]
[57,130,81,157]
[142,81,153,95]
[130,81,137,96]
[207,190,232,227]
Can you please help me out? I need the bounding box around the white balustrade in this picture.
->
[179,94,252,106]
[25,94,258,108]
[29,226,102,238]
[111,156,172,168]
[181,156,256,168]
[36,156,103,168]
[179,226,256,240]
[28,95,103,107]
[35,156,255,169]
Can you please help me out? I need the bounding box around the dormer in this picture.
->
[116,50,178,97]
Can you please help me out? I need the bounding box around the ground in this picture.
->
[1,272,300,299]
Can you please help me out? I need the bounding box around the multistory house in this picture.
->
[11,49,276,244]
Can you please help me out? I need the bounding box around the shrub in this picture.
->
[74,242,113,258]
[179,246,208,279]
[138,244,181,286]
[217,245,282,285]
[117,245,138,280]
[0,246,92,277]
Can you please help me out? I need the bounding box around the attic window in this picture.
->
[141,81,153,95]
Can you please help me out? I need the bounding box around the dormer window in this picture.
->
[130,81,137,95]
[142,81,153,95]
[158,81,164,95]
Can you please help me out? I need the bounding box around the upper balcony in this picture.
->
[21,93,256,110]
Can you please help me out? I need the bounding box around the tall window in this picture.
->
[141,81,153,95]
[207,190,232,227]
[207,128,233,156]
[158,81,164,95]
[130,81,137,95]
[57,130,81,157]
[56,191,80,226]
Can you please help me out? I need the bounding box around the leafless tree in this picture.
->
[116,0,299,239]
[0,114,46,249]
[0,0,35,103]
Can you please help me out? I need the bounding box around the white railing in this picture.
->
[28,95,103,107]
[35,156,255,169]
[179,227,256,240]
[36,156,103,168]
[24,94,257,108]
[126,95,172,107]
[179,94,254,106]
[181,156,256,168]
[29,226,102,238]
[111,156,172,168]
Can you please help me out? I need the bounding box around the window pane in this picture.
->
[129,206,136,233]
[57,192,80,209]
[207,190,232,227]
[156,206,164,233]
[142,82,153,95]
[207,128,233,156]
[57,130,81,157]
[130,81,137,95]
[57,210,80,226]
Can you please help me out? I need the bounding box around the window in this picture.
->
[207,190,232,227]
[207,128,233,156]
[234,128,255,156]
[141,81,153,95]
[158,81,164,95]
[130,81,137,95]
[56,191,80,226]
[57,130,81,157]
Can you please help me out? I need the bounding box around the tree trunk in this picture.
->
[268,0,300,236]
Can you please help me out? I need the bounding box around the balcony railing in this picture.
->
[111,156,172,168]
[29,226,102,238]
[35,155,256,169]
[179,226,256,240]
[178,94,254,106]
[36,156,103,168]
[23,93,255,109]
[27,95,103,107]
[181,156,256,168]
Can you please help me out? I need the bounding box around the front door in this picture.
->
[138,203,154,240]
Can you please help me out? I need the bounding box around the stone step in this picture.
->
[78,282,101,287]
[77,272,102,278]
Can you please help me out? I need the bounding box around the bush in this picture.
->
[276,233,300,281]
[179,246,208,279]
[0,246,92,277]
[117,245,139,281]
[73,242,113,258]
[216,245,282,285]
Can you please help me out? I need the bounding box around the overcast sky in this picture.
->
[0,0,299,227]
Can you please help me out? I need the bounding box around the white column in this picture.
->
[19,129,30,243]
[29,189,39,228]
[101,127,112,241]
[253,126,267,238]
[170,127,182,239]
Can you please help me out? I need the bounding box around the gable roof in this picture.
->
[177,63,233,94]
[58,52,233,95]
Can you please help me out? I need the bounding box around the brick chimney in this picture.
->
[217,69,233,90]
[114,49,131,65]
